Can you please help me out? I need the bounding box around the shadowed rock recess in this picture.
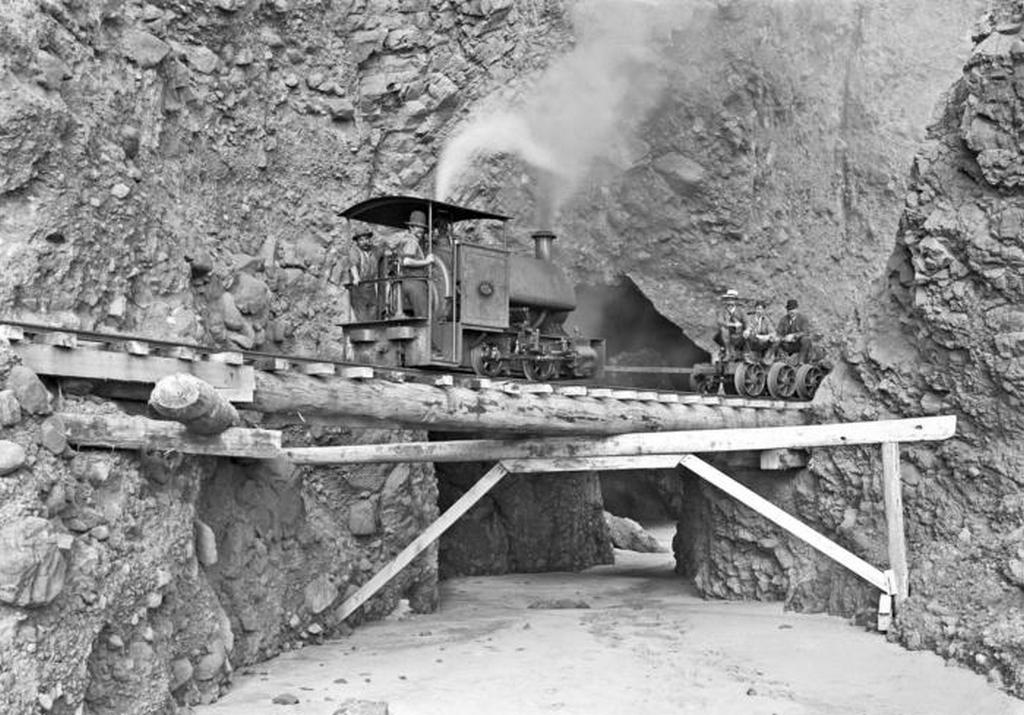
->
[4,0,1024,711]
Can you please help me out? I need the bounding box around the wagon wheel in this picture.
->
[469,343,503,378]
[767,361,798,398]
[734,362,767,397]
[522,357,558,382]
[690,365,716,395]
[795,364,826,400]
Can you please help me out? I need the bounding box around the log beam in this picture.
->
[149,373,239,434]
[253,371,808,435]
[283,415,956,465]
[60,412,281,458]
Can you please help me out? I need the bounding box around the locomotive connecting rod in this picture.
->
[253,371,808,436]
[283,415,956,465]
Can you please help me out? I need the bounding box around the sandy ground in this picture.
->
[201,528,1024,715]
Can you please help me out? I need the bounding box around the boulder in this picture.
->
[122,29,170,68]
[304,573,338,614]
[0,517,69,607]
[6,366,52,415]
[195,520,218,566]
[603,512,666,553]
[348,500,377,536]
[652,153,706,196]
[0,390,20,426]
[39,415,67,455]
[0,441,26,476]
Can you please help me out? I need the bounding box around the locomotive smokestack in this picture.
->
[532,230,556,261]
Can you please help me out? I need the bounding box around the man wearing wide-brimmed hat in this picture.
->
[394,209,435,317]
[714,288,747,361]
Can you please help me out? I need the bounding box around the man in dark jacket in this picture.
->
[776,298,812,362]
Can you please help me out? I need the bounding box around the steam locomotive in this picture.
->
[339,195,605,381]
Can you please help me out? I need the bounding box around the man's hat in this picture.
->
[406,210,428,229]
[786,298,798,310]
[721,289,739,300]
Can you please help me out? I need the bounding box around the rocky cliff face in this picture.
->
[6,0,1024,709]
[819,2,1024,694]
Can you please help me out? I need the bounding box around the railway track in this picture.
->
[0,320,811,410]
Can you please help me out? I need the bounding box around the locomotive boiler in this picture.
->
[340,195,605,381]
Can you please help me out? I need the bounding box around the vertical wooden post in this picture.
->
[336,463,510,621]
[881,442,909,604]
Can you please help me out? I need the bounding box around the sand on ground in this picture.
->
[201,528,1024,715]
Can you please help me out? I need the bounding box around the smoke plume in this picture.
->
[434,0,686,225]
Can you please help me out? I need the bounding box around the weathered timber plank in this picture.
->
[254,370,810,435]
[14,344,255,402]
[882,442,909,604]
[60,412,281,458]
[503,454,685,473]
[282,416,956,464]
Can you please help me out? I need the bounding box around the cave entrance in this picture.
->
[566,275,709,390]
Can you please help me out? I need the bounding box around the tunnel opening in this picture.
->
[566,275,709,390]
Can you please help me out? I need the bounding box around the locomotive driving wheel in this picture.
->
[795,364,826,400]
[522,356,558,382]
[469,343,503,377]
[767,361,798,398]
[734,362,766,397]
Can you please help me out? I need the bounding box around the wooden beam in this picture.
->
[59,412,281,458]
[253,370,810,435]
[283,416,956,465]
[680,455,892,594]
[337,463,510,621]
[13,344,255,402]
[149,374,240,435]
[503,454,686,473]
[881,442,909,604]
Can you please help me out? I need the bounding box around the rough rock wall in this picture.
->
[437,460,612,577]
[0,347,439,713]
[463,0,985,350]
[804,1,1024,696]
[688,2,1024,696]
[0,0,566,354]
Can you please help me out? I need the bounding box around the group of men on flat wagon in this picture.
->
[713,288,813,363]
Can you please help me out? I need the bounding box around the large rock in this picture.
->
[0,390,22,427]
[0,82,69,193]
[0,440,26,476]
[603,512,666,553]
[6,366,52,415]
[122,29,170,68]
[0,517,69,607]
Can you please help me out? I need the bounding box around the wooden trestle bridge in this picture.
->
[1,321,957,630]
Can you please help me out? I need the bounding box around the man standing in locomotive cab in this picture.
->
[743,299,777,359]
[395,209,435,317]
[777,298,813,362]
[713,288,747,361]
[345,228,379,322]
